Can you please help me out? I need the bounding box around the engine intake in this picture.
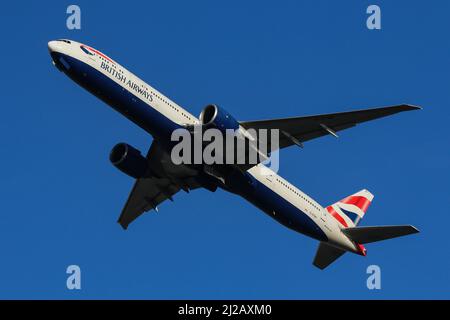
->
[110,143,149,179]
[199,104,239,132]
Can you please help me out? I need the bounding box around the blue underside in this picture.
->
[53,52,327,241]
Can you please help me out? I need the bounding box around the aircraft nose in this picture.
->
[48,40,70,71]
[48,40,59,53]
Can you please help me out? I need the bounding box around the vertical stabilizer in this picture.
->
[326,189,374,228]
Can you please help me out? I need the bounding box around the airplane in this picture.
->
[48,39,420,269]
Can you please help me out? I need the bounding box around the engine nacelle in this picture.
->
[199,104,239,132]
[109,143,149,179]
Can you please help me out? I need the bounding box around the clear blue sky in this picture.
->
[0,0,449,299]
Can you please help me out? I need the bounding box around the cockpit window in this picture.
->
[80,46,93,55]
[56,39,71,44]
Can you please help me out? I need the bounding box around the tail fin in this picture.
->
[342,225,419,244]
[326,189,374,228]
[313,242,346,270]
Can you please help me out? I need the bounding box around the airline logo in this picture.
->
[80,44,114,63]
[340,194,371,213]
[326,189,374,228]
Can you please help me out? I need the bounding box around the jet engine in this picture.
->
[199,104,240,132]
[109,143,149,179]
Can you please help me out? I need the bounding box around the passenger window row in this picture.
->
[275,178,320,211]
[153,94,193,121]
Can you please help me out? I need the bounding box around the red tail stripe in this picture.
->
[340,196,371,213]
[326,206,348,227]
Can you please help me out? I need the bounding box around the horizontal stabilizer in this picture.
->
[342,225,419,244]
[313,242,346,270]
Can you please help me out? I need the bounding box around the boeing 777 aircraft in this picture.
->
[48,39,420,269]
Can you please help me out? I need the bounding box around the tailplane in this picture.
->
[313,242,346,270]
[313,225,419,269]
[342,225,419,244]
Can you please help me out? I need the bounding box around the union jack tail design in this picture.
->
[326,189,374,228]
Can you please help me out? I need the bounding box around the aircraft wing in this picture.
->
[239,104,420,150]
[117,141,201,229]
[117,175,180,229]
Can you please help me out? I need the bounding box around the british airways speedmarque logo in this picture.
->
[81,45,113,62]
